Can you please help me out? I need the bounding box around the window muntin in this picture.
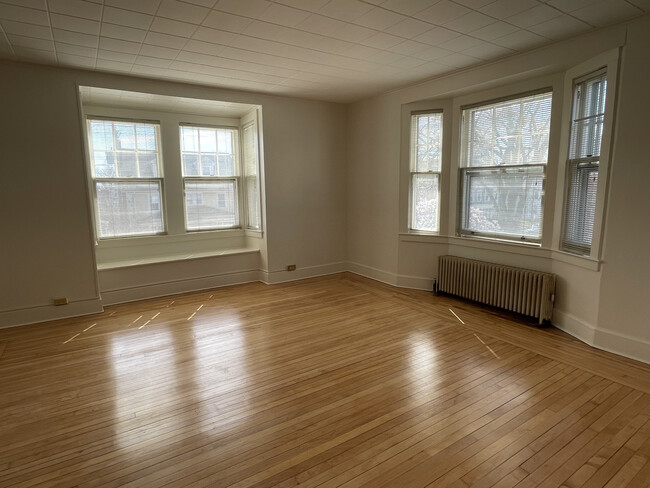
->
[87,119,164,238]
[459,91,552,242]
[180,126,240,231]
[561,71,607,256]
[409,112,442,232]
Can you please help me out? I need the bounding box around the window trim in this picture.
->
[552,48,620,261]
[408,110,443,233]
[456,88,554,244]
[86,118,167,239]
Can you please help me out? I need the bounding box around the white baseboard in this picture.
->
[593,327,650,365]
[552,309,597,344]
[0,297,104,329]
[552,309,649,364]
[100,269,260,305]
[396,273,434,291]
[347,262,398,286]
[261,262,347,285]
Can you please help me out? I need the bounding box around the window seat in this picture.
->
[96,247,260,270]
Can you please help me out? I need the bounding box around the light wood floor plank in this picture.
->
[0,273,649,487]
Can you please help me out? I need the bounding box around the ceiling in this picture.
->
[1,0,648,103]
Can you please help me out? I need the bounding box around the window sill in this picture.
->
[551,249,601,271]
[399,232,446,243]
[97,247,260,270]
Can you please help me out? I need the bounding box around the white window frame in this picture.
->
[242,120,262,231]
[179,124,241,232]
[554,49,619,260]
[409,111,443,233]
[457,89,553,244]
[86,117,166,239]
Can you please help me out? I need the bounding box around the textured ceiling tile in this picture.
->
[480,0,539,17]
[387,39,432,56]
[157,0,209,24]
[214,0,273,19]
[359,31,404,49]
[412,45,455,61]
[272,0,330,12]
[333,22,376,43]
[546,0,599,12]
[55,42,96,57]
[97,49,136,63]
[50,13,100,35]
[104,0,161,15]
[438,34,483,52]
[443,11,496,33]
[436,52,480,68]
[528,15,591,39]
[470,20,520,40]
[98,36,141,54]
[453,0,498,7]
[57,52,95,67]
[258,3,311,27]
[150,17,196,37]
[414,26,460,45]
[144,31,187,49]
[317,0,374,22]
[492,29,548,49]
[102,7,153,30]
[0,0,47,9]
[353,7,404,30]
[571,0,642,26]
[0,20,52,39]
[462,42,514,59]
[505,4,562,28]
[184,39,225,56]
[139,43,180,59]
[380,0,433,16]
[384,17,433,38]
[12,46,57,62]
[48,0,102,20]
[135,54,172,68]
[389,55,427,69]
[296,14,346,36]
[627,0,650,9]
[417,1,471,25]
[52,28,98,47]
[0,3,50,26]
[100,23,147,43]
[202,10,253,33]
[6,34,54,50]
[179,0,218,7]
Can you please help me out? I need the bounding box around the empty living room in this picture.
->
[1,0,649,486]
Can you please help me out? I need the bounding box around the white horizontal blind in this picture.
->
[561,71,607,256]
[88,119,164,238]
[460,91,552,242]
[410,112,442,232]
[242,122,261,230]
[180,125,240,231]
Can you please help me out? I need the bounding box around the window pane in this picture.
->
[116,152,137,177]
[90,121,113,151]
[114,123,136,150]
[246,177,261,230]
[243,123,261,229]
[184,180,238,230]
[464,92,552,167]
[463,167,544,239]
[93,151,115,177]
[199,129,217,153]
[412,113,442,172]
[182,154,199,176]
[218,155,234,176]
[201,154,217,176]
[562,162,599,255]
[217,130,232,154]
[138,152,159,178]
[136,125,157,151]
[411,174,439,232]
[181,126,198,152]
[96,181,163,238]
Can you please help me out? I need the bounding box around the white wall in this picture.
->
[346,18,650,363]
[0,61,348,325]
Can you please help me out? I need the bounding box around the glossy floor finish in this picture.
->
[1,273,650,487]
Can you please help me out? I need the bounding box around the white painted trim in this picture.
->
[396,274,434,291]
[99,269,260,305]
[0,298,104,329]
[552,309,597,344]
[347,262,398,287]
[593,328,650,365]
[262,262,348,285]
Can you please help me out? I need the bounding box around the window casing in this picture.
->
[561,70,607,256]
[459,91,552,243]
[409,112,443,232]
[87,119,164,238]
[179,125,240,231]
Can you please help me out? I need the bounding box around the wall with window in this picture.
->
[348,17,650,362]
[0,60,348,326]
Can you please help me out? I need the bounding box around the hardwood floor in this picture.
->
[1,273,649,487]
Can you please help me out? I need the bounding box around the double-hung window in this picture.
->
[409,111,443,232]
[242,122,261,230]
[561,70,607,256]
[180,125,239,231]
[459,91,552,242]
[87,119,164,238]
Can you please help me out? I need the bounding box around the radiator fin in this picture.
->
[438,255,555,325]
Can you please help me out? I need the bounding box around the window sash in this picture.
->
[459,165,545,243]
[409,111,442,232]
[183,177,239,231]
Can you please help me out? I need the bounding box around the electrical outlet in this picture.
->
[287,264,296,271]
[53,297,68,306]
